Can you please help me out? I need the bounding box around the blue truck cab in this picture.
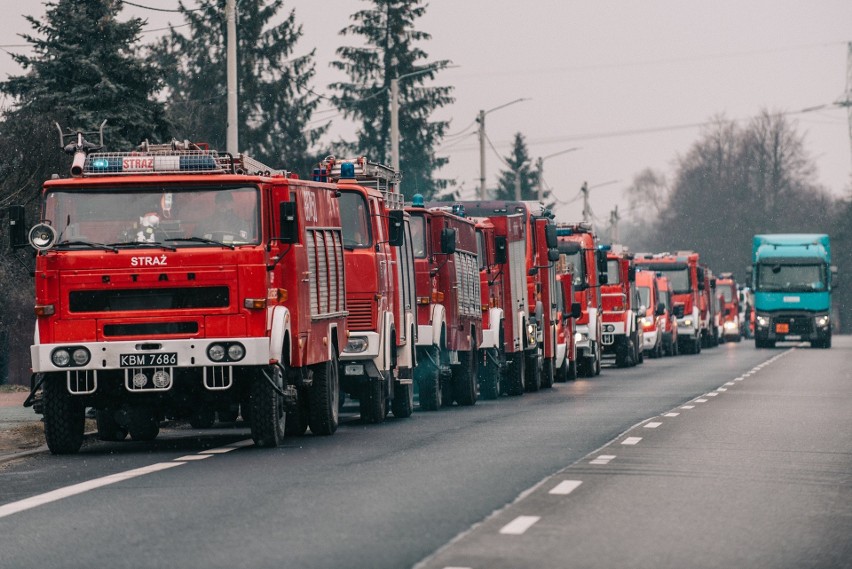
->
[750,234,835,348]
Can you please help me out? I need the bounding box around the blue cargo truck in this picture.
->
[750,234,836,349]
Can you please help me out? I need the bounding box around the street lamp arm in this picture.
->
[483,97,531,117]
[541,147,581,162]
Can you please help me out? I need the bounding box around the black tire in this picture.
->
[524,351,541,392]
[416,351,442,411]
[96,409,127,442]
[593,342,602,376]
[126,408,160,442]
[440,364,454,408]
[285,392,309,436]
[189,406,216,429]
[308,351,340,435]
[250,365,286,447]
[615,337,629,368]
[505,352,525,396]
[359,379,386,424]
[555,356,569,383]
[43,376,85,454]
[453,350,478,406]
[478,348,503,399]
[540,357,555,389]
[391,382,414,418]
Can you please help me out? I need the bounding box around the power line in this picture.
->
[120,0,202,13]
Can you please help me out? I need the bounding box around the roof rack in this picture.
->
[315,156,403,210]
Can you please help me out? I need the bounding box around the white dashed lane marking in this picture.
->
[695,398,708,403]
[590,455,615,465]
[644,422,662,429]
[500,515,541,535]
[663,412,680,417]
[549,480,583,495]
[681,405,695,409]
[174,454,213,461]
[622,437,642,445]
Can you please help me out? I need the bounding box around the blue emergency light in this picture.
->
[411,193,425,207]
[340,162,355,179]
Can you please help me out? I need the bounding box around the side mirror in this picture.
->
[440,227,457,254]
[831,265,839,288]
[599,272,608,285]
[544,224,558,249]
[710,278,717,289]
[673,304,685,318]
[628,266,636,282]
[7,205,28,249]
[388,210,405,247]
[279,201,299,243]
[528,267,539,276]
[596,250,608,276]
[571,302,582,319]
[698,281,706,291]
[494,236,507,265]
[547,249,560,263]
[655,303,666,316]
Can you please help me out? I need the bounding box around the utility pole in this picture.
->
[390,78,400,172]
[225,0,238,155]
[478,109,486,199]
[536,147,580,203]
[609,206,620,243]
[581,181,590,223]
[514,168,522,201]
[844,42,852,166]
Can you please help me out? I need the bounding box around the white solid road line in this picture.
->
[175,454,213,461]
[0,462,185,520]
[549,480,583,495]
[499,515,541,535]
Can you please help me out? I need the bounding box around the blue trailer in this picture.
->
[750,234,836,348]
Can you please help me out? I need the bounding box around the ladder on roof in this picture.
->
[315,156,403,210]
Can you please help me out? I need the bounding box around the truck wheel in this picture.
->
[285,392,309,436]
[479,348,503,399]
[308,352,340,435]
[453,350,478,406]
[593,342,602,376]
[615,337,629,368]
[43,376,85,455]
[126,408,160,442]
[359,379,386,424]
[391,382,414,418]
[416,353,442,411]
[189,406,216,429]
[541,357,555,388]
[505,353,526,396]
[524,351,541,392]
[96,409,128,442]
[250,365,286,447]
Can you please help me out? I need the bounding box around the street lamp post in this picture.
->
[536,147,580,203]
[581,179,620,224]
[225,0,238,155]
[476,98,530,200]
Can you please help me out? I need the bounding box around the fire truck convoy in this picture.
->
[10,130,350,453]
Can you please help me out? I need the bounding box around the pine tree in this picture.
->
[329,0,454,200]
[0,0,169,191]
[493,133,542,203]
[150,0,324,174]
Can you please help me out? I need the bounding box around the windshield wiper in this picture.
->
[166,236,235,250]
[56,240,119,253]
[108,241,177,252]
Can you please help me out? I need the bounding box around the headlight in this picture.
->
[640,317,653,327]
[227,343,246,361]
[51,349,71,367]
[574,332,587,343]
[71,348,90,366]
[724,321,738,330]
[681,318,692,327]
[816,315,830,327]
[207,344,226,362]
[345,336,369,353]
[152,370,171,389]
[603,324,615,333]
[756,315,769,328]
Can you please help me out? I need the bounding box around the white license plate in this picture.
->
[344,364,364,376]
[120,352,178,367]
[783,335,801,341]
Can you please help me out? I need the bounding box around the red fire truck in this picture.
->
[698,264,719,348]
[555,223,607,377]
[635,252,702,355]
[406,198,482,409]
[313,157,417,424]
[601,247,643,367]
[10,132,347,453]
[636,269,665,358]
[554,244,583,381]
[656,274,680,356]
[445,201,560,392]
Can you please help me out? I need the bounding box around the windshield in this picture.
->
[559,251,586,287]
[637,286,650,309]
[338,191,372,249]
[655,267,690,294]
[757,263,826,292]
[720,285,734,302]
[410,215,427,258]
[606,259,621,284]
[43,186,259,246]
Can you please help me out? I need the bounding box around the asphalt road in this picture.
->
[1,338,849,569]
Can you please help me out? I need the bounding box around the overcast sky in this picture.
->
[1,0,850,229]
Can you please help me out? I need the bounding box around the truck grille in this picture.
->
[70,287,229,312]
[774,316,813,335]
[347,298,375,331]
